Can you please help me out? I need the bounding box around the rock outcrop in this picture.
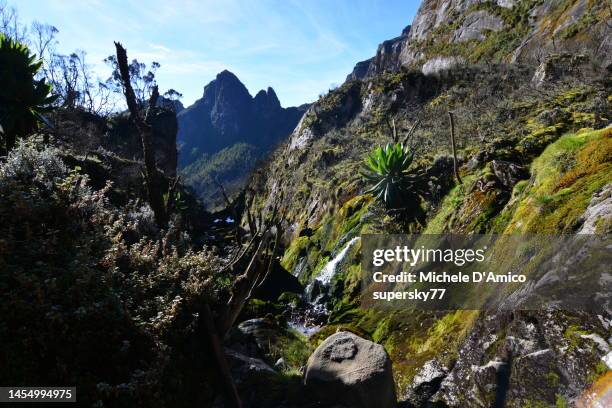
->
[430,310,611,407]
[578,183,612,234]
[347,0,611,79]
[452,10,505,43]
[346,26,411,81]
[252,260,304,301]
[532,53,590,87]
[304,331,396,408]
[346,57,374,81]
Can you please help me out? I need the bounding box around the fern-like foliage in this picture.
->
[0,34,57,153]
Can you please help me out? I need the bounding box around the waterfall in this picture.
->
[316,236,361,285]
[305,236,361,303]
[289,236,361,336]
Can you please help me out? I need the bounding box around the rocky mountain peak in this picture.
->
[201,69,251,107]
[177,71,305,190]
[253,87,281,112]
[216,69,242,84]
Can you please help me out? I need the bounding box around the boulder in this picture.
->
[489,160,529,190]
[531,54,589,87]
[304,331,396,408]
[578,183,612,234]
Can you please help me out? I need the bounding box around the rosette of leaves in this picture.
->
[0,34,57,153]
[362,142,427,213]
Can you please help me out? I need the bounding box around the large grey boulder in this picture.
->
[304,331,396,408]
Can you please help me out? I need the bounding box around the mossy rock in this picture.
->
[503,127,612,233]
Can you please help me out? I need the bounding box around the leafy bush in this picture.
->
[0,34,57,153]
[0,142,229,407]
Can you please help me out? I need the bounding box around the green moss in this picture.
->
[372,316,393,343]
[268,328,313,371]
[279,194,373,288]
[280,236,310,272]
[381,310,479,390]
[564,324,589,351]
[545,371,561,387]
[555,394,569,408]
[504,127,612,233]
[523,400,554,408]
[424,175,477,233]
[586,361,609,383]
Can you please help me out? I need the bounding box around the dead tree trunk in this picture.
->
[114,42,168,227]
[447,111,462,185]
[216,233,269,338]
[201,303,242,408]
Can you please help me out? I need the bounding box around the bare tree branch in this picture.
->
[114,41,167,227]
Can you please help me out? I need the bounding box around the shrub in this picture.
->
[0,142,227,407]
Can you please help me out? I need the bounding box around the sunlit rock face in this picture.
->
[346,0,611,77]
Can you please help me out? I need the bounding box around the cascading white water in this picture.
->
[316,236,361,285]
[289,236,361,336]
[305,236,361,303]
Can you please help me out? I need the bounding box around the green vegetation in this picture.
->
[2,1,612,405]
[281,195,374,285]
[181,143,260,210]
[0,34,57,153]
[0,142,231,406]
[362,142,422,209]
[503,127,611,233]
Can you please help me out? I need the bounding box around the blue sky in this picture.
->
[14,0,419,107]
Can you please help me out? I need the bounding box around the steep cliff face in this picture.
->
[348,0,611,78]
[346,25,412,81]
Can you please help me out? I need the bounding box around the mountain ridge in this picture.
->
[347,0,612,80]
[177,70,307,209]
[177,70,306,167]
